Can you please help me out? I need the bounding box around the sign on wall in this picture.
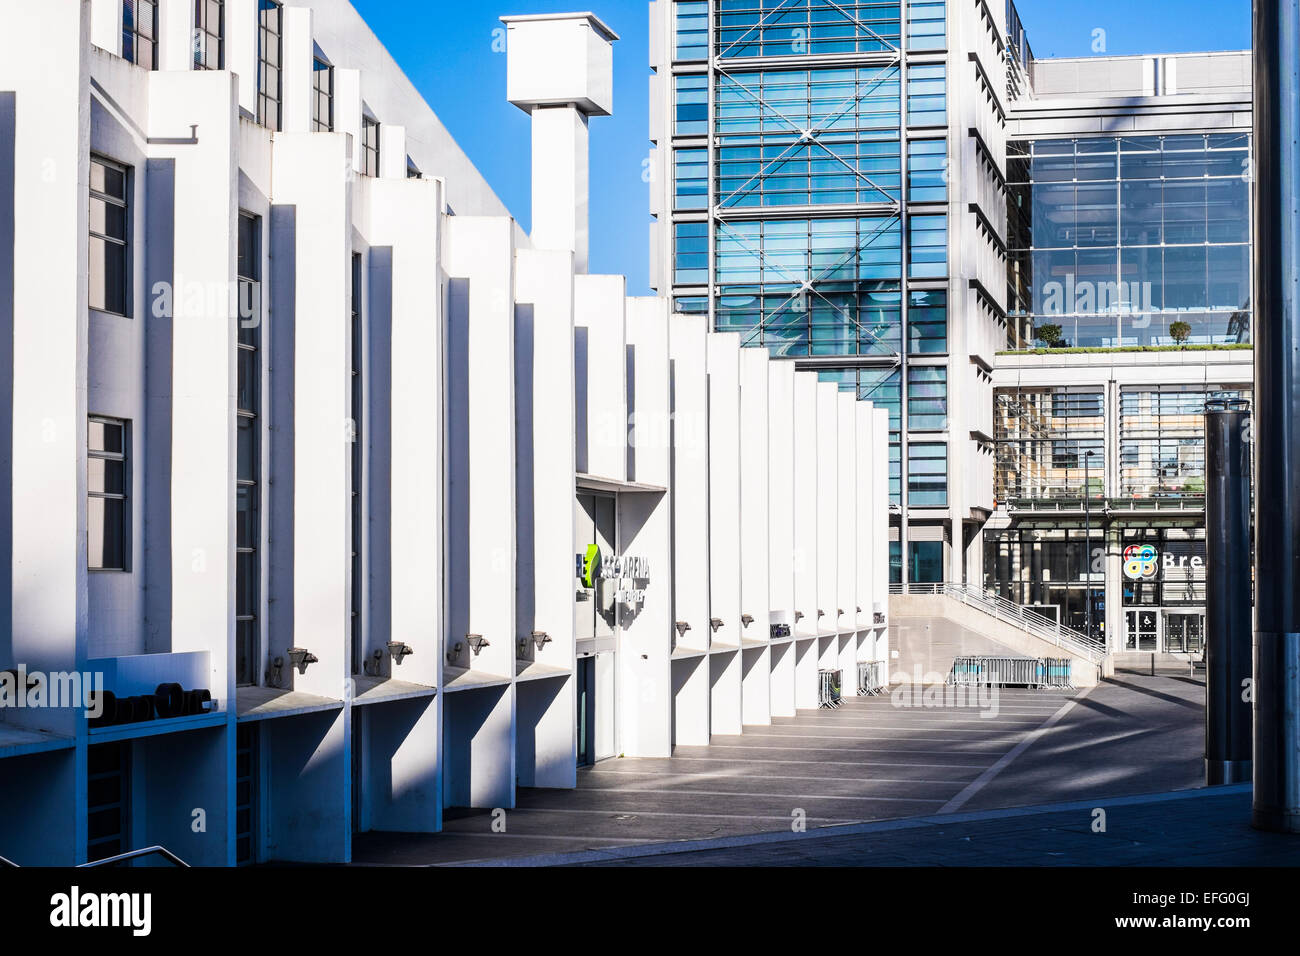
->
[576,545,650,605]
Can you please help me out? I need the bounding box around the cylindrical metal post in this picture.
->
[1205,399,1253,785]
[1253,0,1300,833]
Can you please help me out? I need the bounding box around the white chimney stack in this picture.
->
[502,12,618,274]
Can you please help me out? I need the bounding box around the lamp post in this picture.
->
[1253,0,1300,832]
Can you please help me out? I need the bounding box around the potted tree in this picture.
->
[1035,323,1064,349]
[1169,320,1192,348]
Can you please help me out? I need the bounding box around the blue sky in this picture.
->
[352,0,1252,295]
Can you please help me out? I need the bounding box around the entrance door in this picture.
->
[576,656,596,767]
[1125,609,1159,651]
[1164,612,1205,655]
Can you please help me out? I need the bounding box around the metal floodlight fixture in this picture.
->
[675,621,691,637]
[466,634,490,656]
[287,648,318,675]
[710,617,724,632]
[838,608,844,617]
[795,611,805,622]
[856,606,862,614]
[741,613,755,627]
[387,641,414,666]
[817,609,826,619]
[531,631,552,652]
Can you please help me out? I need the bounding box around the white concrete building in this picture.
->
[0,0,889,866]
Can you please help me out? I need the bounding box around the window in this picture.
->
[714,66,901,208]
[235,724,258,865]
[674,148,708,210]
[236,214,262,687]
[674,74,708,136]
[88,743,129,864]
[89,417,130,572]
[995,386,1106,499]
[350,254,364,675]
[674,221,709,285]
[1007,134,1252,349]
[716,1,901,57]
[907,64,946,127]
[257,0,283,131]
[908,290,947,353]
[361,116,381,177]
[90,157,130,316]
[123,0,158,70]
[673,1,708,60]
[194,0,224,70]
[908,443,948,507]
[908,139,947,203]
[312,57,334,132]
[908,214,947,278]
[907,0,946,50]
[714,216,904,357]
[908,366,948,430]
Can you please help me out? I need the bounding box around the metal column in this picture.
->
[1204,399,1253,785]
[1252,0,1300,833]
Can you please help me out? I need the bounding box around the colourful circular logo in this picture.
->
[1123,544,1159,580]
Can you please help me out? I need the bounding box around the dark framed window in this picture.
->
[907,365,948,430]
[908,290,947,353]
[313,58,334,132]
[194,0,225,70]
[123,0,159,70]
[89,417,130,572]
[361,116,380,177]
[90,156,130,316]
[908,442,948,507]
[257,1,283,131]
[235,724,258,865]
[236,213,262,687]
[88,743,130,864]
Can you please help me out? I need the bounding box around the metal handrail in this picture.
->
[890,582,1107,664]
[78,846,190,868]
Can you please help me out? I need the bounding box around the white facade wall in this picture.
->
[0,1,892,866]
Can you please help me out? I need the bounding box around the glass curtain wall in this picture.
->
[1007,134,1252,349]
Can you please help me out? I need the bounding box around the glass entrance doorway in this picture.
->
[1164,612,1205,654]
[575,493,617,765]
[1126,609,1159,651]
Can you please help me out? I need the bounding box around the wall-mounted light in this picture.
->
[710,617,724,633]
[675,621,691,638]
[794,611,805,622]
[466,634,490,656]
[531,631,552,652]
[287,648,318,675]
[387,641,414,666]
[741,613,754,627]
[838,609,844,618]
[817,609,825,619]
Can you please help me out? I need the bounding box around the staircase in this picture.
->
[889,583,1110,687]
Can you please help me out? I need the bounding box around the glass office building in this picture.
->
[652,0,1009,586]
[651,1,1254,649]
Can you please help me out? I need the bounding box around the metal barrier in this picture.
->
[890,582,1106,665]
[949,656,1075,689]
[857,660,886,696]
[818,669,843,709]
